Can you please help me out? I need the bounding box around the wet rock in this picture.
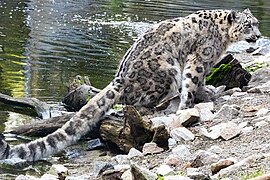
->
[93,161,114,177]
[186,168,210,180]
[192,150,220,167]
[211,159,235,174]
[216,154,264,178]
[171,145,191,161]
[130,163,158,180]
[87,138,104,150]
[195,102,215,122]
[164,175,192,180]
[200,122,241,140]
[156,164,173,176]
[170,127,195,142]
[172,108,200,128]
[214,104,240,121]
[128,148,143,159]
[142,142,164,155]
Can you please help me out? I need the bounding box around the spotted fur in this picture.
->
[0,9,261,161]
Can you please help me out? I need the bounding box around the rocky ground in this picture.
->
[3,38,270,180]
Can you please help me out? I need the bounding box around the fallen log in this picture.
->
[0,93,50,119]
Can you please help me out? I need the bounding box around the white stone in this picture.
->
[142,142,164,155]
[194,150,220,165]
[255,120,268,128]
[40,174,58,180]
[241,126,253,134]
[172,108,200,128]
[151,115,175,128]
[128,148,143,159]
[194,102,214,111]
[208,145,223,154]
[200,122,240,140]
[112,155,129,165]
[256,108,269,116]
[164,175,192,180]
[121,170,133,180]
[168,138,177,149]
[172,145,191,160]
[198,108,215,122]
[51,164,68,175]
[170,127,195,141]
[131,164,158,180]
[156,164,173,176]
[238,121,248,129]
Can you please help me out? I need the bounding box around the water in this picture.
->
[0,0,270,127]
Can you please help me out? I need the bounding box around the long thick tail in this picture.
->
[0,82,121,161]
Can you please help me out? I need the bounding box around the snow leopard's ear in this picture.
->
[243,8,251,14]
[227,10,237,25]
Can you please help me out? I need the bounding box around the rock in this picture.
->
[208,145,223,154]
[217,155,263,178]
[195,102,215,122]
[173,108,200,128]
[256,108,269,117]
[201,122,241,140]
[214,104,240,121]
[121,170,133,180]
[248,68,270,87]
[248,81,270,93]
[101,168,126,180]
[142,142,164,155]
[171,145,191,161]
[231,91,248,97]
[128,148,143,159]
[112,155,130,165]
[40,174,58,180]
[49,164,68,179]
[240,126,253,134]
[156,164,173,176]
[93,161,114,177]
[165,155,181,167]
[130,164,158,180]
[220,122,241,140]
[15,175,30,180]
[168,138,177,149]
[186,168,210,180]
[249,173,270,180]
[255,121,268,128]
[164,175,192,180]
[151,114,175,128]
[192,150,220,167]
[170,127,195,142]
[211,159,235,174]
[87,138,104,150]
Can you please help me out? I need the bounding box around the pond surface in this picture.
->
[0,0,270,128]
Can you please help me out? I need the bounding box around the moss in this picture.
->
[245,62,270,72]
[206,63,232,86]
[240,169,264,180]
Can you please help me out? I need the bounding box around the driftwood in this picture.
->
[10,106,169,153]
[0,93,50,119]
